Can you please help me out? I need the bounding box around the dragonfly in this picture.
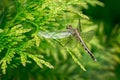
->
[38,19,97,61]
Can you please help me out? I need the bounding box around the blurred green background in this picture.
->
[0,0,120,80]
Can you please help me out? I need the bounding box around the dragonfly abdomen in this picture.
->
[75,29,97,61]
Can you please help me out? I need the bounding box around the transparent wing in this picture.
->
[38,31,73,39]
[80,29,95,42]
[77,18,95,42]
[77,18,82,32]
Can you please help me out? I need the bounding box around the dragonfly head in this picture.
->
[66,25,73,29]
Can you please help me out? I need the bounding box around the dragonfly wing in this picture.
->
[80,29,95,42]
[38,31,72,39]
[77,18,82,32]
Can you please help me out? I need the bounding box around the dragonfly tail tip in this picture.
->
[94,58,97,62]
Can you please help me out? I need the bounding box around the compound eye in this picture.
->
[66,26,69,29]
[66,25,72,29]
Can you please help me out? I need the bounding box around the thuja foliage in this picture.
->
[0,0,103,79]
